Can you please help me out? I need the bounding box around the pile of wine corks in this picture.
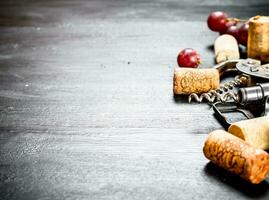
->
[173,15,269,95]
[202,17,269,184]
[173,15,269,184]
[203,116,269,184]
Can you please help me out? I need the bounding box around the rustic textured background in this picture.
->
[0,0,268,199]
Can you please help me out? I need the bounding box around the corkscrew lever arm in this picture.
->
[212,101,255,129]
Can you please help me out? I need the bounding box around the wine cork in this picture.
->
[173,68,219,95]
[228,116,269,150]
[248,16,269,63]
[214,34,240,63]
[203,130,269,184]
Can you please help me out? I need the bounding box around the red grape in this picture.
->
[238,23,249,46]
[226,25,239,40]
[177,48,201,68]
[207,11,228,32]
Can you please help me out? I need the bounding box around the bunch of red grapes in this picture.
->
[177,11,249,68]
[207,11,249,46]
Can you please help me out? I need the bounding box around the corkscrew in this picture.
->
[213,83,269,129]
[188,58,269,103]
[188,75,248,103]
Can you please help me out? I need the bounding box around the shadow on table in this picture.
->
[206,44,214,52]
[173,94,190,104]
[204,162,269,198]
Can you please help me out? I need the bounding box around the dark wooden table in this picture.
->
[0,0,268,199]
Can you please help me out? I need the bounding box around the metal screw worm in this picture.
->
[188,75,248,103]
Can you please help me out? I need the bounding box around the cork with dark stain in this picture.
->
[173,68,219,95]
[203,130,269,184]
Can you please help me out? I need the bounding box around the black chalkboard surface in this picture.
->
[0,0,268,199]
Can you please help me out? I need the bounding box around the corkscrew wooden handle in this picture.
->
[203,130,269,184]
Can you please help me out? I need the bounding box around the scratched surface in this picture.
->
[0,0,269,200]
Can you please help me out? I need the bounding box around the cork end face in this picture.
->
[173,70,178,94]
[250,15,269,23]
[245,153,269,184]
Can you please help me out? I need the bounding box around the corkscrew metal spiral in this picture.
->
[188,75,249,103]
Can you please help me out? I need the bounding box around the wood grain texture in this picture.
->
[0,0,268,199]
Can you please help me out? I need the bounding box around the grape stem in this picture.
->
[227,17,248,23]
